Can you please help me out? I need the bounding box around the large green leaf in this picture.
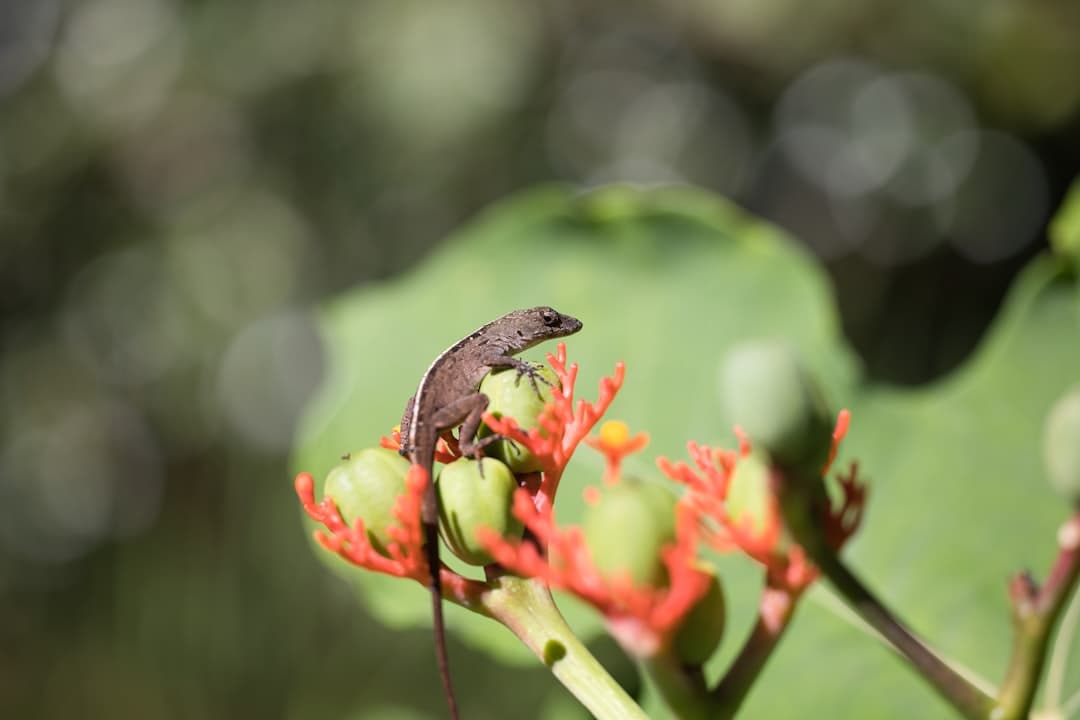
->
[292,184,1080,716]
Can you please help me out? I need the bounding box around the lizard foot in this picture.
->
[514,361,553,400]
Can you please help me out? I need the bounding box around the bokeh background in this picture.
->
[2,1,1079,717]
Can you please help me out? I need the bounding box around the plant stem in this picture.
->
[641,652,712,720]
[996,513,1080,719]
[811,548,995,719]
[773,464,994,719]
[709,584,800,718]
[483,574,647,720]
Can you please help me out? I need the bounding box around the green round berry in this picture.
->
[437,457,523,566]
[673,570,726,666]
[1044,388,1080,504]
[583,478,678,587]
[725,452,784,546]
[479,364,559,473]
[323,448,412,557]
[721,340,833,472]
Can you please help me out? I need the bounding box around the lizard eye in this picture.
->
[542,311,558,326]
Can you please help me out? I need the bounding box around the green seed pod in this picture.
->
[437,457,523,566]
[726,452,787,547]
[1044,388,1080,504]
[323,448,412,557]
[720,340,834,473]
[479,364,559,473]
[673,570,726,666]
[583,478,678,587]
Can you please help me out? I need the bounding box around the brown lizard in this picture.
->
[399,307,583,718]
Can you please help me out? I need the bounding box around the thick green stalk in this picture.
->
[484,575,647,720]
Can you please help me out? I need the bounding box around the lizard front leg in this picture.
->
[482,354,552,399]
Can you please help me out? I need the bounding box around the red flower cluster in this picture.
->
[294,343,628,603]
[480,490,710,657]
[294,344,867,649]
[481,343,624,508]
[476,350,713,655]
[658,410,865,596]
[295,455,486,605]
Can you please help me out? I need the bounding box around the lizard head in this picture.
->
[511,306,583,346]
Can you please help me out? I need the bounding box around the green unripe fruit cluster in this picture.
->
[323,448,412,557]
[583,478,678,587]
[1044,388,1080,505]
[479,363,559,473]
[721,340,833,472]
[438,457,523,566]
[673,570,727,666]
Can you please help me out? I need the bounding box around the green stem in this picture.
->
[641,651,712,720]
[811,548,995,719]
[710,584,800,718]
[483,575,647,720]
[774,465,994,719]
[996,513,1080,720]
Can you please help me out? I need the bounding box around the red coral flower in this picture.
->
[658,411,864,594]
[480,490,711,657]
[294,465,484,604]
[482,343,625,509]
[585,420,650,486]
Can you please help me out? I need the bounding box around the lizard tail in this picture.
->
[424,520,459,720]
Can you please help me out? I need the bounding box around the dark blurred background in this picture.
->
[1,1,1078,717]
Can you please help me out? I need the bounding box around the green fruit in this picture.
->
[673,570,726,666]
[1044,388,1080,504]
[583,478,678,586]
[437,457,523,566]
[479,363,559,473]
[323,448,412,557]
[726,452,780,542]
[720,340,834,472]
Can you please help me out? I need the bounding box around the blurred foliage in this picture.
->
[1,0,1079,718]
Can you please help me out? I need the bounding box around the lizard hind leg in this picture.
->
[431,394,498,460]
[432,394,503,479]
[454,395,506,475]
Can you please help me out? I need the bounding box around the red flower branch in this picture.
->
[294,465,483,604]
[480,491,710,657]
[585,420,650,485]
[380,426,460,464]
[482,343,625,507]
[658,411,864,595]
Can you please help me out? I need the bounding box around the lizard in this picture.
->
[398,306,583,719]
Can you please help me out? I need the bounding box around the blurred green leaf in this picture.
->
[293,184,1080,716]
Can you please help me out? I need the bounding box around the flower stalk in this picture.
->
[996,512,1080,719]
[482,574,648,720]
